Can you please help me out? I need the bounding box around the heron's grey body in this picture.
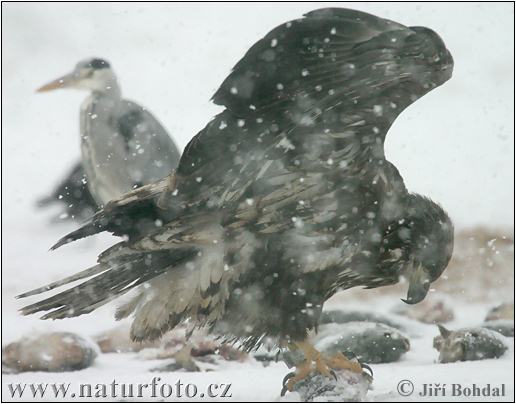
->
[39,58,181,207]
[79,88,180,205]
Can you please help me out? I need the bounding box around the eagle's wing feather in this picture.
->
[50,174,177,249]
[212,8,406,115]
[19,8,451,344]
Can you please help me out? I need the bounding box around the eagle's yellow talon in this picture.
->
[282,341,372,394]
[315,355,333,378]
[284,359,312,391]
[326,351,363,373]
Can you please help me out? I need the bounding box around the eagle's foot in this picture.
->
[281,343,372,396]
[326,351,364,373]
[282,359,315,393]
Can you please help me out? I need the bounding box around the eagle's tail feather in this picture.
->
[16,264,106,299]
[114,286,184,341]
[18,248,197,320]
[114,293,144,321]
[19,261,145,319]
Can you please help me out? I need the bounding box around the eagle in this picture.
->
[19,8,454,391]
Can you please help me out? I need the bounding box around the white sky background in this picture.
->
[2,2,515,230]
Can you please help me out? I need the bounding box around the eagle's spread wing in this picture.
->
[19,8,453,345]
[176,7,450,206]
[214,9,402,114]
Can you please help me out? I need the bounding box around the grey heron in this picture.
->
[37,57,181,215]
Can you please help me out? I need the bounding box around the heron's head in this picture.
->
[37,57,117,94]
[388,194,454,304]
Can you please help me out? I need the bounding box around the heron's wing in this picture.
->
[37,161,99,220]
[116,100,182,184]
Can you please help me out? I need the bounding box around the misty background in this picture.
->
[2,2,514,231]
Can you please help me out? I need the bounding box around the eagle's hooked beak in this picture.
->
[402,263,431,305]
[36,72,77,92]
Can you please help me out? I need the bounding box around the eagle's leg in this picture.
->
[282,341,369,394]
[324,351,363,373]
[173,343,199,371]
[283,341,327,392]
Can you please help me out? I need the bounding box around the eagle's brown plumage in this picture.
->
[19,8,454,351]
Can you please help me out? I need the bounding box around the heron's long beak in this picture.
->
[36,72,76,92]
[401,263,431,305]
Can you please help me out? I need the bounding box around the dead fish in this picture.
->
[433,324,507,363]
[284,368,371,402]
[314,321,410,364]
[320,309,404,330]
[482,320,514,337]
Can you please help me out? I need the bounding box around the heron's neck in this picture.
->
[91,77,121,99]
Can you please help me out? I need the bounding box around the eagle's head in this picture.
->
[391,194,454,304]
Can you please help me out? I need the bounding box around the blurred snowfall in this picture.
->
[1,2,514,402]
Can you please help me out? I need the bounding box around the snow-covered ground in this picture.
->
[2,287,515,402]
[2,3,514,402]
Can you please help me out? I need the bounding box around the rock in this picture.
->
[433,325,508,363]
[94,324,160,353]
[2,332,97,373]
[281,370,371,402]
[485,302,514,321]
[320,309,404,330]
[482,320,514,337]
[314,322,410,364]
[392,297,454,324]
